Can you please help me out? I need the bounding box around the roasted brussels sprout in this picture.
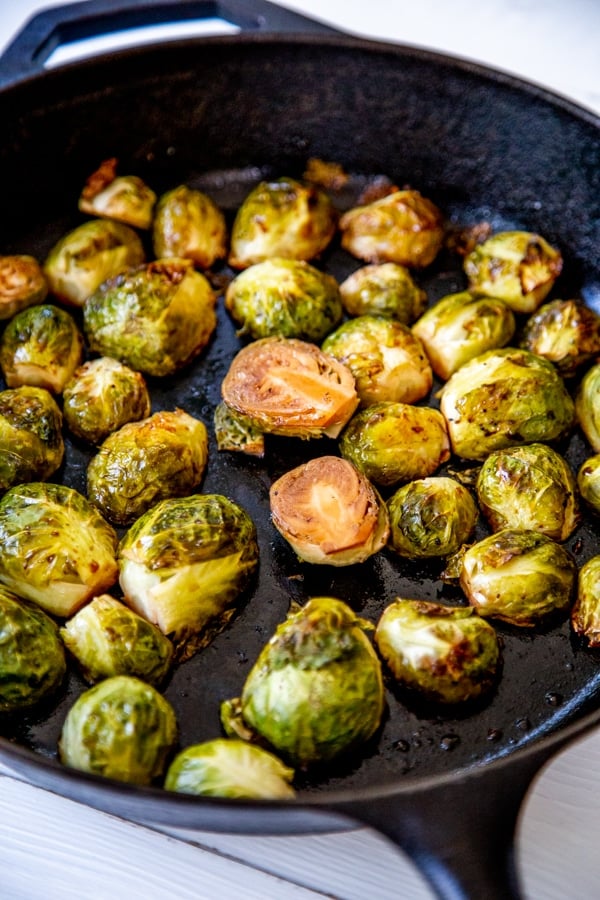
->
[221,336,358,439]
[412,290,516,380]
[387,477,478,558]
[0,482,118,618]
[0,254,48,320]
[225,257,342,341]
[463,230,563,313]
[61,594,174,686]
[0,385,64,491]
[44,219,145,307]
[571,555,600,646]
[269,456,390,566]
[476,443,579,541]
[375,599,500,704]
[87,409,208,526]
[213,401,265,458]
[221,597,385,767]
[0,586,66,713]
[229,176,337,269]
[339,401,450,487]
[458,529,576,626]
[78,157,157,229]
[439,348,575,460]
[59,675,178,785]
[0,303,84,393]
[339,189,444,268]
[339,262,427,323]
[164,739,295,799]
[63,357,151,445]
[322,315,432,406]
[577,454,600,515]
[575,362,600,452]
[152,184,227,268]
[118,493,259,661]
[520,298,600,377]
[83,258,216,377]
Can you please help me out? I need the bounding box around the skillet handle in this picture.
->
[0,0,341,87]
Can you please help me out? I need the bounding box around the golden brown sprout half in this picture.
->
[78,158,157,230]
[269,455,390,566]
[221,336,359,439]
[0,255,48,320]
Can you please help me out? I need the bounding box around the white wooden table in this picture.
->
[0,2,599,897]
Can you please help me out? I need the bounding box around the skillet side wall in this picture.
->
[0,35,600,798]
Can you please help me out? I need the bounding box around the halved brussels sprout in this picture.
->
[322,315,432,406]
[0,254,48,320]
[387,477,478,558]
[412,290,516,380]
[269,455,390,566]
[87,409,208,526]
[61,594,174,685]
[571,556,600,646]
[152,184,227,268]
[213,401,265,458]
[221,336,358,439]
[459,529,576,626]
[221,596,385,767]
[575,363,600,452]
[375,599,500,704]
[520,298,600,377]
[0,385,64,491]
[339,262,427,323]
[164,739,295,799]
[118,493,259,661]
[439,347,575,460]
[577,454,600,515]
[229,176,337,269]
[0,586,66,713]
[0,303,84,393]
[463,230,563,313]
[59,675,178,785]
[225,257,342,342]
[83,258,216,377]
[339,401,450,487]
[78,158,157,229]
[476,443,579,541]
[0,482,118,618]
[339,189,444,268]
[44,219,145,307]
[63,357,151,446]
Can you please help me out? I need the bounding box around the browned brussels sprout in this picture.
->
[321,315,432,406]
[571,556,600,646]
[269,455,390,566]
[575,363,600,451]
[63,357,151,445]
[225,257,342,341]
[339,262,427,323]
[459,529,576,626]
[520,298,600,377]
[0,254,48,320]
[0,385,64,492]
[463,230,563,313]
[152,184,227,268]
[221,336,358,439]
[339,189,444,268]
[375,599,500,704]
[387,477,478,558]
[87,409,208,526]
[339,401,450,487]
[577,454,600,515]
[78,157,157,229]
[83,258,216,377]
[476,443,579,541]
[229,177,337,269]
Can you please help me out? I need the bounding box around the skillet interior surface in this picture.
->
[0,33,600,799]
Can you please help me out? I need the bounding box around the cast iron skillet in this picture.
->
[1,2,600,897]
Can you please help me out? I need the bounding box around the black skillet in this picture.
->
[0,2,600,897]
